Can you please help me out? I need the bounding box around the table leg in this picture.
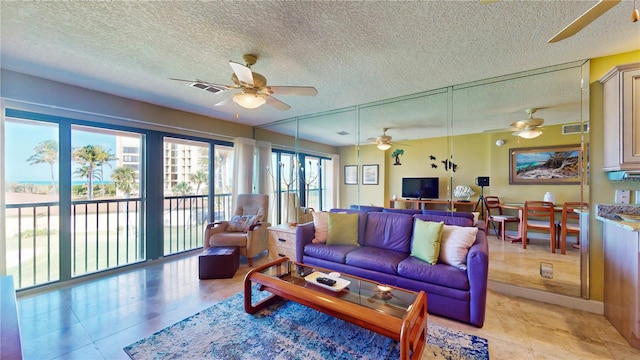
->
[244,265,284,314]
[508,208,524,243]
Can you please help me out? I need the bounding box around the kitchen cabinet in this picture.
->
[600,62,640,171]
[602,221,640,349]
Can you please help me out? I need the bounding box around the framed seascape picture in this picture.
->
[362,164,379,185]
[509,144,582,185]
[344,165,358,185]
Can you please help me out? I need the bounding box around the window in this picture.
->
[269,150,332,224]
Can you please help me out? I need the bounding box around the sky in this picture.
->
[5,121,117,183]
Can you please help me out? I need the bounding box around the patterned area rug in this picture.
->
[124,291,489,360]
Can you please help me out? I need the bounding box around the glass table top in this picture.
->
[257,260,418,319]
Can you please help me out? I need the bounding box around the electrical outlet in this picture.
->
[540,262,553,279]
[615,189,630,204]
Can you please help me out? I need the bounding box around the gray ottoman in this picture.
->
[199,247,239,279]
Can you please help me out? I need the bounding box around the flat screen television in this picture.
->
[402,177,439,199]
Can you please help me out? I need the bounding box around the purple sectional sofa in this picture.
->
[295,209,489,327]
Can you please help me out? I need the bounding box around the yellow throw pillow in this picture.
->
[312,211,329,243]
[411,219,444,265]
[326,213,359,246]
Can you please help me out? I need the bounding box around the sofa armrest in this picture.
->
[466,228,489,327]
[246,222,271,259]
[295,222,315,263]
[203,221,228,249]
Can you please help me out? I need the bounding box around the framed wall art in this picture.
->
[344,165,358,185]
[509,144,582,185]
[362,164,379,185]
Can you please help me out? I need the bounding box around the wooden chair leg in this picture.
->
[248,257,254,267]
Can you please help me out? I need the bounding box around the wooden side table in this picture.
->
[268,224,297,261]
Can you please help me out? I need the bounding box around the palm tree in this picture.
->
[172,182,192,195]
[95,146,117,196]
[189,170,208,195]
[111,166,137,197]
[26,140,58,195]
[73,145,102,199]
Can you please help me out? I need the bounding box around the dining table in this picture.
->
[497,203,564,247]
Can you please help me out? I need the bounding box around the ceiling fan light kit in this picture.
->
[377,142,392,151]
[632,0,639,22]
[516,129,543,139]
[232,92,266,109]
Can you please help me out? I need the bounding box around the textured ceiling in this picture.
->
[1,1,639,146]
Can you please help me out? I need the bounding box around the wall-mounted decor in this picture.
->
[509,144,581,185]
[344,165,358,185]
[362,164,379,185]
[391,149,404,166]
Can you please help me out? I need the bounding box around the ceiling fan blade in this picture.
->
[548,0,620,43]
[265,96,291,111]
[213,91,235,107]
[265,86,318,96]
[229,61,254,86]
[511,119,544,128]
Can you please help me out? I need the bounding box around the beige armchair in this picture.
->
[204,194,270,266]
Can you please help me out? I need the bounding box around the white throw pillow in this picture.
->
[439,224,478,270]
[471,212,480,226]
[226,215,259,232]
[312,211,329,243]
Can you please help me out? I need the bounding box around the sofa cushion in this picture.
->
[344,247,408,275]
[362,212,413,252]
[411,219,444,265]
[415,212,473,227]
[208,232,248,247]
[326,212,360,246]
[350,205,384,212]
[382,208,422,215]
[439,224,478,270]
[303,243,358,263]
[311,211,329,243]
[397,256,470,290]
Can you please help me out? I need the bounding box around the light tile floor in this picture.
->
[16,248,640,360]
[487,230,581,297]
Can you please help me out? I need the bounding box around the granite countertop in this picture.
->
[595,204,640,231]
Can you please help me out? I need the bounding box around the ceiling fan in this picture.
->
[367,128,394,150]
[511,108,544,139]
[170,54,317,110]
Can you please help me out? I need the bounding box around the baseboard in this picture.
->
[488,280,604,314]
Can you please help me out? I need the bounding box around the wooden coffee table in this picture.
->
[244,257,427,360]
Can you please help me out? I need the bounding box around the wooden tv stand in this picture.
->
[389,198,475,212]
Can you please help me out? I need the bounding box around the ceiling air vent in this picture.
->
[188,82,227,94]
[562,122,589,135]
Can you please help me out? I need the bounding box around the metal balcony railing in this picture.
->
[5,193,234,290]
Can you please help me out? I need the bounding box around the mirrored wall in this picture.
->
[255,60,590,299]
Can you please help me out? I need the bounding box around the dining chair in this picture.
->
[484,196,520,241]
[560,202,588,254]
[522,201,556,253]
